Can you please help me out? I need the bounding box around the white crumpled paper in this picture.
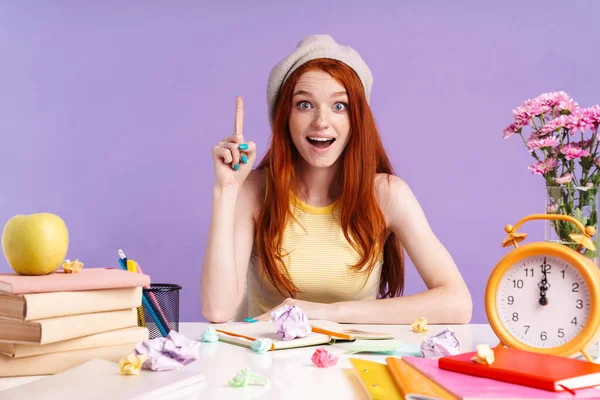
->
[134,330,201,371]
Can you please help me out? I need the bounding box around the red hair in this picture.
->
[256,59,404,299]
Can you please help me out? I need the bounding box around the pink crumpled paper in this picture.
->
[270,305,311,341]
[134,330,201,371]
[311,348,338,368]
[420,328,461,359]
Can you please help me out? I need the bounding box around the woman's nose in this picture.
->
[312,108,330,130]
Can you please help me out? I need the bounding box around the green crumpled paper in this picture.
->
[228,368,270,387]
[201,326,219,343]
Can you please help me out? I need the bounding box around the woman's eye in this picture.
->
[298,101,311,109]
[334,102,348,111]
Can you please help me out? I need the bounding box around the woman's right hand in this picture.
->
[212,96,257,188]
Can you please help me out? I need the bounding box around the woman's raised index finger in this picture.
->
[234,95,244,137]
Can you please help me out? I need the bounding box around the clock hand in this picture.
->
[538,257,551,306]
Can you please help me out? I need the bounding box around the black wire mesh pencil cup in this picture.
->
[138,283,182,339]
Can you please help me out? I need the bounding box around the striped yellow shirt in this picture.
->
[246,193,383,317]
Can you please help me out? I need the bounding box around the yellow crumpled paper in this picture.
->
[119,353,148,375]
[471,344,495,365]
[411,317,428,333]
[62,259,84,274]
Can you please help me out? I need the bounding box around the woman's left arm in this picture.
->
[253,176,472,324]
[331,175,473,324]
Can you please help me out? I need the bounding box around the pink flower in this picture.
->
[560,143,590,160]
[565,110,595,134]
[573,139,592,149]
[512,99,543,126]
[554,174,573,184]
[311,348,338,368]
[528,158,558,175]
[536,91,571,109]
[503,121,524,139]
[526,136,559,152]
[557,97,580,115]
[582,105,600,131]
[595,159,600,167]
[540,115,570,135]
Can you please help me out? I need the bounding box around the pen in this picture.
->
[117,251,168,337]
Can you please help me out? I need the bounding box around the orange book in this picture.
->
[386,357,457,399]
[438,347,600,392]
[0,268,150,295]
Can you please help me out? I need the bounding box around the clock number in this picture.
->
[524,325,530,334]
[576,299,584,309]
[572,283,579,292]
[512,312,519,321]
[561,270,565,279]
[540,264,551,274]
[512,279,524,289]
[572,317,578,325]
[540,331,547,341]
[507,296,514,305]
[558,328,565,338]
[525,268,534,277]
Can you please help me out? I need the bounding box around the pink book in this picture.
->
[0,268,151,294]
[402,356,600,399]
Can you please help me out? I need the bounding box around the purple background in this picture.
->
[1,1,599,323]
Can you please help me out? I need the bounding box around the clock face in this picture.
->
[496,254,590,348]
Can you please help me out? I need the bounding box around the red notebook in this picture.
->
[438,347,600,392]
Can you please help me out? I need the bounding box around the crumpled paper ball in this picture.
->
[202,326,219,343]
[134,330,200,371]
[270,305,311,341]
[62,259,84,274]
[311,348,338,368]
[471,344,495,365]
[411,317,428,333]
[420,328,461,359]
[251,338,272,354]
[119,353,148,375]
[228,368,269,387]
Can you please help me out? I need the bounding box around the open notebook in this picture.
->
[0,358,204,399]
[214,320,394,351]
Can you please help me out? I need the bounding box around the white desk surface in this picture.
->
[0,322,499,399]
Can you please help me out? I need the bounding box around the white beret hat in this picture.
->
[266,34,373,126]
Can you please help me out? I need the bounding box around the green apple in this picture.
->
[2,213,69,275]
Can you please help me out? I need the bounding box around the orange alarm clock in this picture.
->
[485,214,600,362]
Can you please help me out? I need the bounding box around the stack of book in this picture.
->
[0,268,150,377]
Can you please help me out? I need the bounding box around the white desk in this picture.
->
[0,323,499,399]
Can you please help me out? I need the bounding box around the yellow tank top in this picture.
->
[246,193,383,317]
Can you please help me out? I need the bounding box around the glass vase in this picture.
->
[545,184,599,262]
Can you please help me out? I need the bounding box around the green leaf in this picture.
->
[584,248,598,259]
[573,208,586,226]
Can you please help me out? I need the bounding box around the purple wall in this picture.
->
[1,1,599,323]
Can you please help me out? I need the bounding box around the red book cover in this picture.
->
[438,347,600,392]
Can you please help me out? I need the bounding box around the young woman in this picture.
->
[201,34,472,324]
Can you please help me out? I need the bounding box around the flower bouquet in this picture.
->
[503,91,600,258]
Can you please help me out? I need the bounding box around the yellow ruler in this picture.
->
[349,358,403,400]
